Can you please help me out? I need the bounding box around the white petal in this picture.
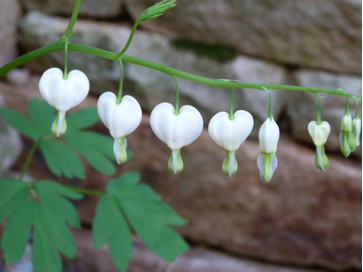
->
[150,103,203,150]
[208,110,253,151]
[259,118,280,153]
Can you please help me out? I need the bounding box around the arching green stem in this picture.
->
[173,76,180,115]
[229,88,234,120]
[316,93,322,124]
[63,39,69,79]
[0,41,361,102]
[116,59,124,104]
[61,0,82,40]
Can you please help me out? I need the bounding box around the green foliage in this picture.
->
[0,179,82,272]
[93,172,189,272]
[171,39,238,62]
[0,98,121,178]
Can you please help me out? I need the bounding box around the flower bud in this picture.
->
[349,117,361,152]
[307,121,331,171]
[340,114,352,157]
[168,150,184,174]
[257,118,280,182]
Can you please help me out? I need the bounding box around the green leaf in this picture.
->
[1,202,36,263]
[67,107,99,130]
[0,180,81,272]
[39,139,85,179]
[93,172,188,271]
[93,195,132,272]
[63,130,116,175]
[0,108,35,139]
[28,98,55,138]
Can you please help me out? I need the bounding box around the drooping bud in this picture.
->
[208,110,253,177]
[340,114,352,157]
[257,117,280,182]
[51,111,67,137]
[168,150,184,174]
[308,121,331,171]
[349,117,361,152]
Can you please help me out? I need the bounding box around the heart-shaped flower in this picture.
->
[257,117,280,182]
[349,116,361,152]
[308,121,331,171]
[39,67,90,136]
[150,102,203,174]
[340,113,352,157]
[97,92,142,164]
[208,110,254,176]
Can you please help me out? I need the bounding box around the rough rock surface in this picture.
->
[287,70,362,158]
[0,0,20,66]
[24,0,123,18]
[20,12,290,131]
[63,230,325,272]
[0,93,22,176]
[124,0,362,74]
[6,79,361,271]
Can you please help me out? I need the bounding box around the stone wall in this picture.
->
[0,0,362,271]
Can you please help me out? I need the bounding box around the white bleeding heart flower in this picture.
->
[340,113,352,158]
[208,110,254,177]
[257,117,280,183]
[97,92,142,164]
[39,67,90,137]
[308,121,331,171]
[150,102,203,174]
[349,116,361,152]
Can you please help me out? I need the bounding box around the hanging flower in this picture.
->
[39,67,90,137]
[340,113,352,157]
[150,102,203,174]
[257,117,280,183]
[308,121,331,171]
[97,92,142,164]
[208,111,254,176]
[349,115,361,152]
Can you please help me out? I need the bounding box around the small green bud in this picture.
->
[168,150,183,174]
[349,117,361,152]
[340,114,352,157]
[257,152,278,183]
[222,151,238,177]
[51,111,67,137]
[315,146,329,171]
[113,137,127,164]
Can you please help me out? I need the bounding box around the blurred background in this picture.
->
[0,0,362,271]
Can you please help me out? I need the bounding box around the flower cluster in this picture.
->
[39,67,361,183]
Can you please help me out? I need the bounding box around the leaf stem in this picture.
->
[61,0,82,40]
[116,59,124,104]
[116,18,141,58]
[0,41,361,102]
[173,76,180,115]
[20,141,39,181]
[65,185,104,196]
